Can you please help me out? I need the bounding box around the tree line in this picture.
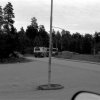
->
[53,30,100,54]
[0,2,100,60]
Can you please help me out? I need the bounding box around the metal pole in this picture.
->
[93,37,95,55]
[52,26,65,51]
[48,0,53,86]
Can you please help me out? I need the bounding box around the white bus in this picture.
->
[34,47,48,57]
[34,47,58,57]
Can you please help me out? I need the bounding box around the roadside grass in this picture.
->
[0,57,32,64]
[55,51,100,63]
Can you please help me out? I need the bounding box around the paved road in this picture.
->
[28,57,100,72]
[0,57,100,100]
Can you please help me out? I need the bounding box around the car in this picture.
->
[52,48,58,56]
[72,91,100,100]
[46,48,58,56]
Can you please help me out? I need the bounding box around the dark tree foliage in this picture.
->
[70,33,83,53]
[0,33,15,61]
[0,2,17,60]
[61,30,71,51]
[26,25,38,46]
[53,30,98,54]
[9,26,17,51]
[0,33,8,60]
[26,18,38,47]
[38,25,49,47]
[94,32,100,43]
[17,27,31,54]
[52,29,57,48]
[33,35,43,47]
[0,6,3,31]
[82,34,93,54]
[93,32,100,53]
[56,31,62,51]
[26,17,38,45]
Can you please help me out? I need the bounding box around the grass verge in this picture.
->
[55,51,100,63]
[0,57,32,64]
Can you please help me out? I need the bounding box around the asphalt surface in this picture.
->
[0,57,100,100]
[31,57,100,72]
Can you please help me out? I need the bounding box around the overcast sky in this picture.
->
[1,0,100,34]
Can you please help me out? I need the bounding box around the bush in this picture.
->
[0,34,16,60]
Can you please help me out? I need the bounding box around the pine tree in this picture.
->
[3,2,15,33]
[26,17,38,46]
[31,17,38,28]
[38,25,49,47]
[0,6,3,31]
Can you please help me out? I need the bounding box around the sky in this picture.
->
[1,0,100,34]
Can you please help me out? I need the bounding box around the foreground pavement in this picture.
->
[0,57,100,100]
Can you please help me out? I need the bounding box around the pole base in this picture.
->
[37,84,64,90]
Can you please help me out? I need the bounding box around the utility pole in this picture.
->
[37,0,64,90]
[93,37,96,55]
[53,26,66,51]
[48,0,53,87]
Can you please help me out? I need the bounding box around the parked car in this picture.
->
[52,48,58,56]
[46,48,58,56]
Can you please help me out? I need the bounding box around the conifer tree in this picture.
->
[3,2,15,33]
[0,6,3,31]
